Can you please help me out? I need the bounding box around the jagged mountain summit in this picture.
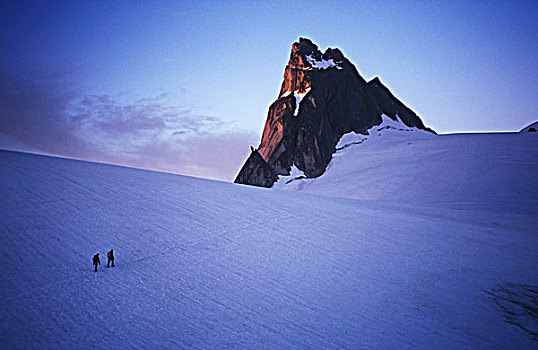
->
[235,38,434,187]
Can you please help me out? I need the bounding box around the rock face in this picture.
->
[234,148,276,187]
[235,38,435,187]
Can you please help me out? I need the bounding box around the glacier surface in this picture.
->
[1,128,537,348]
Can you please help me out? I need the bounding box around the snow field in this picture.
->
[0,145,537,348]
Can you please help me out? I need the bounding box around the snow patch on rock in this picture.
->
[305,54,343,70]
[294,88,311,116]
[280,89,312,116]
[336,114,428,150]
[275,165,306,187]
[281,91,292,98]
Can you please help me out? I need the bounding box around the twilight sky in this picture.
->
[1,1,537,182]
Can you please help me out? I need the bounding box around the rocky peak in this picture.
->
[369,76,382,86]
[291,38,345,66]
[323,47,345,62]
[292,38,319,61]
[279,38,346,97]
[235,38,435,188]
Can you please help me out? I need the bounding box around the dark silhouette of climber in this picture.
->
[107,249,115,268]
[92,253,101,272]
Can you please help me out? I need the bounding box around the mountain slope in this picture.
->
[1,149,537,348]
[235,38,434,188]
[520,121,538,132]
[276,116,538,205]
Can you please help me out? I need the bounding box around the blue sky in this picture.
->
[1,1,537,181]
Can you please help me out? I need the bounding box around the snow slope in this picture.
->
[520,121,538,132]
[275,116,538,206]
[1,147,537,348]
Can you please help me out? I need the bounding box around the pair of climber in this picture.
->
[92,249,115,272]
